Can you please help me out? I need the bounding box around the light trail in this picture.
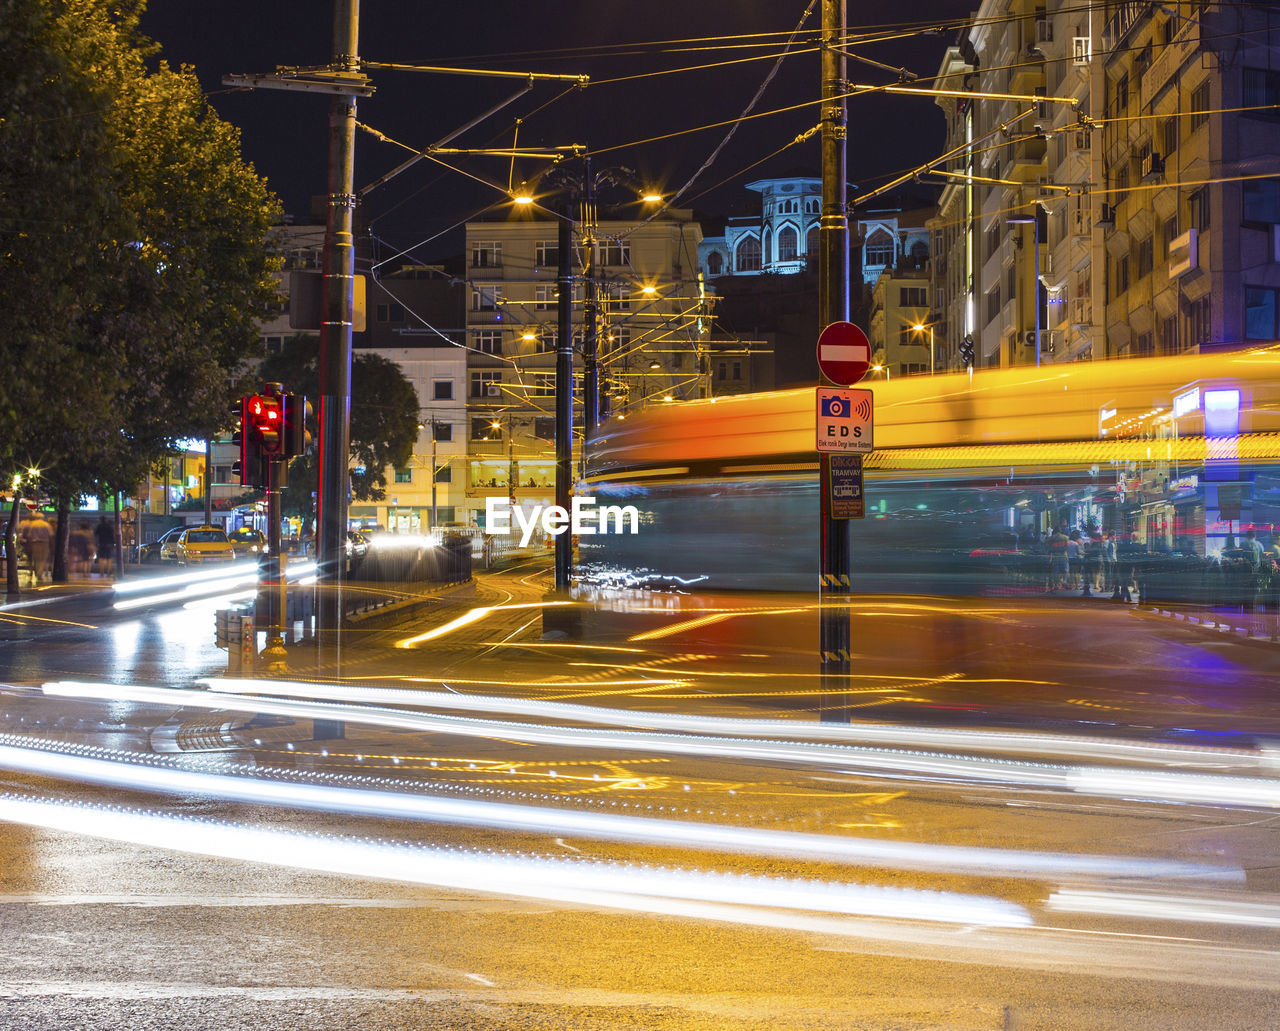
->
[41,680,1280,812]
[205,676,1280,772]
[396,601,572,647]
[0,732,1240,883]
[1048,888,1280,928]
[0,793,1031,928]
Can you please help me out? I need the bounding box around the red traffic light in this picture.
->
[248,394,283,453]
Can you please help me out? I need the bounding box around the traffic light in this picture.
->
[230,397,263,487]
[247,392,283,456]
[282,393,314,458]
[960,335,975,369]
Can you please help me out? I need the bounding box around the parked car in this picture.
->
[134,526,184,564]
[227,527,267,558]
[163,525,236,566]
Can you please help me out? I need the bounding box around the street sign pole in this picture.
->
[818,0,850,724]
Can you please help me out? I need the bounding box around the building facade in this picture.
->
[932,0,1280,370]
[463,208,706,528]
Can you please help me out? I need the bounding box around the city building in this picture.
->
[932,0,1280,370]
[463,207,705,528]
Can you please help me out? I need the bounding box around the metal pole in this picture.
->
[582,159,600,441]
[314,0,358,736]
[204,438,213,525]
[261,454,288,672]
[818,0,851,724]
[554,205,574,591]
[1033,214,1041,368]
[430,418,438,531]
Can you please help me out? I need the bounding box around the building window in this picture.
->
[471,285,503,311]
[1161,315,1179,353]
[1186,296,1211,346]
[1115,73,1129,113]
[1190,80,1210,131]
[899,286,927,306]
[1135,331,1154,356]
[1115,254,1130,294]
[866,231,894,267]
[473,329,502,355]
[539,324,558,350]
[1243,67,1280,116]
[986,287,1001,323]
[732,361,741,380]
[735,236,762,272]
[707,252,724,275]
[535,240,559,267]
[376,302,405,323]
[432,421,453,442]
[1006,264,1018,300]
[1245,286,1280,339]
[604,325,631,348]
[535,284,556,310]
[1137,235,1153,278]
[608,286,631,311]
[470,371,501,398]
[717,361,727,380]
[1189,188,1210,232]
[471,418,500,440]
[432,380,453,400]
[1162,117,1179,157]
[471,241,502,268]
[598,240,630,267]
[525,374,554,396]
[1243,178,1280,224]
[1162,214,1180,257]
[1114,165,1129,203]
[394,467,413,484]
[777,225,798,262]
[434,465,452,484]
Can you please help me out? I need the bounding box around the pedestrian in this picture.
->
[1048,527,1069,590]
[93,515,116,576]
[69,523,94,577]
[20,509,53,584]
[1082,531,1102,597]
[1101,531,1117,595]
[1066,530,1082,589]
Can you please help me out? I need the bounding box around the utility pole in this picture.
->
[315,0,360,703]
[581,158,601,441]
[554,204,574,591]
[818,0,851,724]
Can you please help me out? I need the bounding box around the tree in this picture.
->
[0,0,281,589]
[258,337,422,528]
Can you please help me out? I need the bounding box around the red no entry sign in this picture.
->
[816,321,871,386]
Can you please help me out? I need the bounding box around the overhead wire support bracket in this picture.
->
[222,70,374,97]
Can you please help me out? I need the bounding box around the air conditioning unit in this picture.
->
[1140,151,1165,180]
[486,384,502,397]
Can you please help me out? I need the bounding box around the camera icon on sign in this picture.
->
[821,396,847,417]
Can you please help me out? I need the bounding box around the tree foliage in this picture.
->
[0,0,281,507]
[259,336,422,525]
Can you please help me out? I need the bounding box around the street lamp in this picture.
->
[911,322,935,375]
[1007,213,1041,369]
[871,363,891,381]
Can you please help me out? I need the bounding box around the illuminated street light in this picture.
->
[911,322,935,375]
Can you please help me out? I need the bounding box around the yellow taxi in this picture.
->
[162,525,236,566]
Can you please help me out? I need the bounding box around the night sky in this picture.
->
[139,1,978,260]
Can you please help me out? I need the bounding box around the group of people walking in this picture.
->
[9,512,116,584]
[1045,527,1131,600]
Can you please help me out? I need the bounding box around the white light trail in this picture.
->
[0,793,1031,928]
[0,732,1238,883]
[1048,889,1280,928]
[205,677,1279,772]
[43,680,1280,813]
